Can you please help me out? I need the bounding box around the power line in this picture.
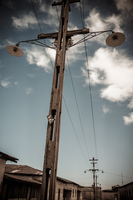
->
[63,96,88,166]
[66,58,90,158]
[54,2,89,166]
[80,0,98,157]
[30,0,54,69]
[104,171,133,179]
[31,0,97,167]
[31,0,43,33]
[55,4,60,22]
[70,31,110,47]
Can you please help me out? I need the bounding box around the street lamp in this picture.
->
[6,31,125,57]
[106,32,125,47]
[6,43,23,57]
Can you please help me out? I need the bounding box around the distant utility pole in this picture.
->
[39,1,89,200]
[89,157,99,200]
[121,173,124,186]
[95,175,98,200]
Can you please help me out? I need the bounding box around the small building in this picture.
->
[82,186,93,200]
[0,164,42,200]
[0,164,82,200]
[102,182,133,200]
[112,185,121,200]
[118,182,133,200]
[0,152,18,189]
[56,177,82,200]
[102,189,116,200]
[82,186,102,200]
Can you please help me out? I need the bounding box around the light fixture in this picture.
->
[6,44,23,57]
[106,32,125,47]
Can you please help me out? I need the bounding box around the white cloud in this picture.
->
[12,12,38,29]
[127,99,133,109]
[1,79,11,88]
[85,9,124,45]
[42,9,58,27]
[67,45,84,63]
[39,2,47,12]
[105,15,123,32]
[11,1,58,30]
[102,105,110,114]
[123,112,133,125]
[0,44,6,49]
[82,47,133,105]
[25,87,33,95]
[37,1,59,28]
[25,46,55,72]
[85,9,107,32]
[0,39,15,50]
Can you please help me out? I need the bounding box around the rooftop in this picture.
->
[5,164,81,186]
[0,152,18,163]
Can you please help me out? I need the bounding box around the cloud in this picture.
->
[85,9,124,45]
[1,79,11,88]
[0,39,15,50]
[42,7,58,28]
[102,105,110,114]
[85,9,108,31]
[115,0,133,18]
[11,1,58,30]
[128,99,133,109]
[27,74,36,78]
[0,44,6,49]
[25,87,33,95]
[81,47,133,104]
[25,46,55,72]
[14,81,18,86]
[27,1,58,28]
[12,12,38,29]
[66,44,85,63]
[123,112,133,125]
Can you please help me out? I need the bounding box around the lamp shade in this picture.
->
[6,45,23,57]
[106,32,125,47]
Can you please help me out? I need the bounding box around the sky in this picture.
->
[0,0,133,190]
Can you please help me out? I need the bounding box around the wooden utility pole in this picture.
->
[121,173,124,186]
[95,175,98,200]
[39,1,89,200]
[89,157,99,200]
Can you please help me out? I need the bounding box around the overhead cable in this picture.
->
[80,0,98,157]
[30,0,54,69]
[67,58,90,158]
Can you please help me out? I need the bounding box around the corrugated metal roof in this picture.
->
[4,173,41,185]
[5,164,43,175]
[0,152,18,163]
[5,164,81,187]
[57,176,80,185]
